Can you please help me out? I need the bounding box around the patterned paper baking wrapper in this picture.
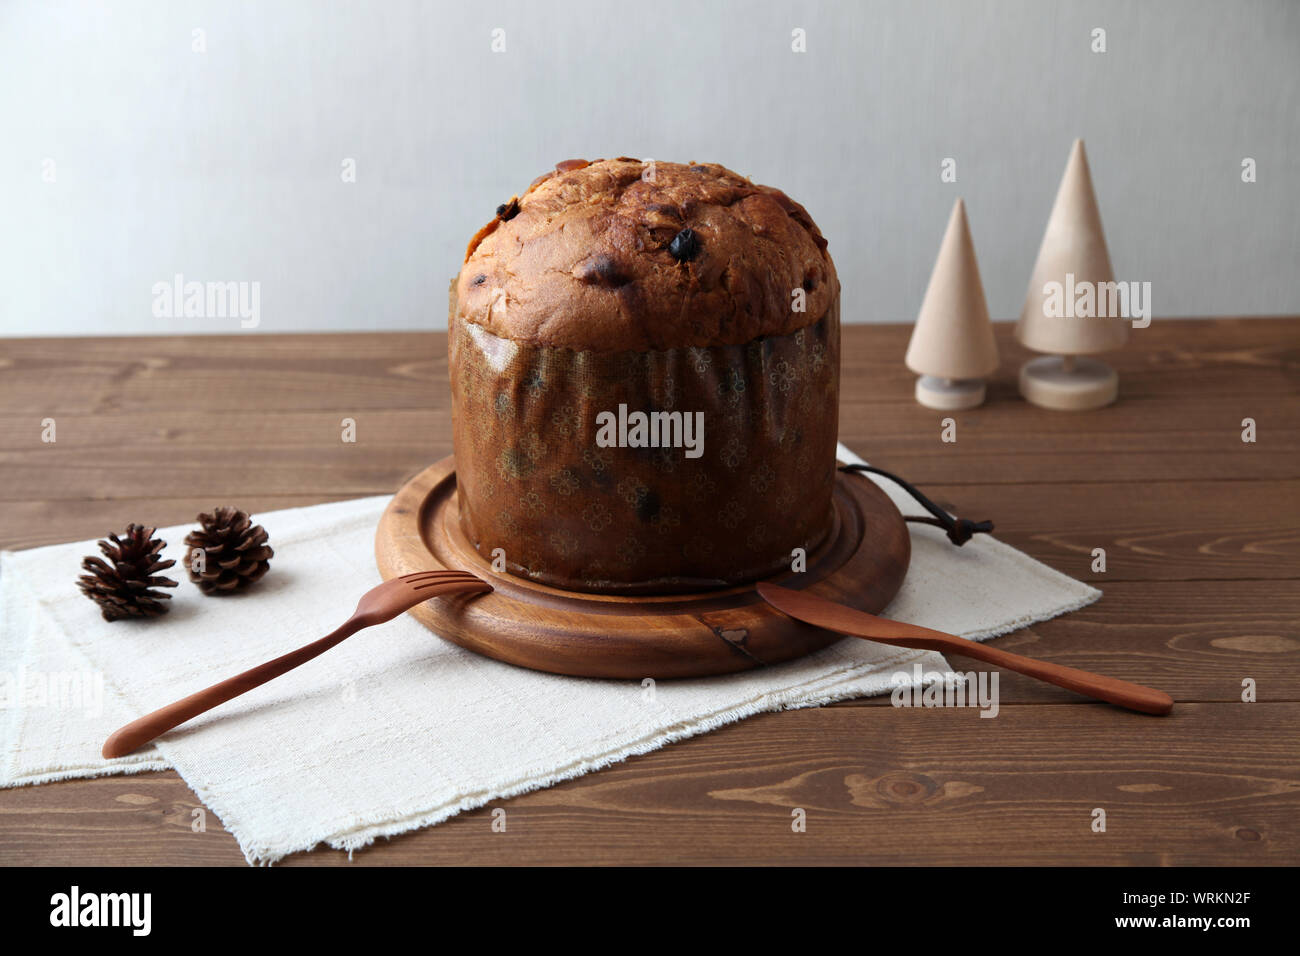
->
[449,299,841,594]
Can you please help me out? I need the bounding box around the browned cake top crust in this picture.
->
[453,158,839,351]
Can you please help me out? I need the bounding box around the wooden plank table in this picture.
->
[1,318,1296,866]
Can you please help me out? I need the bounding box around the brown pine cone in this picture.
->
[184,506,273,595]
[77,525,178,621]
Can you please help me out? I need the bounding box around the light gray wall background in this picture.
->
[2,0,1297,337]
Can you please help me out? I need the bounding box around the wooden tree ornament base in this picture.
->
[914,375,987,410]
[375,457,911,679]
[1019,355,1118,410]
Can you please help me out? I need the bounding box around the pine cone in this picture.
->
[77,525,178,621]
[184,507,273,595]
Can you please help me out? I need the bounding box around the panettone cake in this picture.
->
[449,157,841,593]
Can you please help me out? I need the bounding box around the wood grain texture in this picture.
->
[841,579,1300,706]
[374,458,910,678]
[0,704,1293,866]
[0,317,1296,865]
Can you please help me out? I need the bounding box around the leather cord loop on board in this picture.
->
[839,463,994,547]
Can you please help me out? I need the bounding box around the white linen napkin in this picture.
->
[0,443,1099,864]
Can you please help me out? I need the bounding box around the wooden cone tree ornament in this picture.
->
[1016,139,1128,410]
[905,198,999,410]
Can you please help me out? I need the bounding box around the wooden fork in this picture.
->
[101,570,492,758]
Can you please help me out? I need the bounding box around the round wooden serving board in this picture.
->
[375,457,910,679]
